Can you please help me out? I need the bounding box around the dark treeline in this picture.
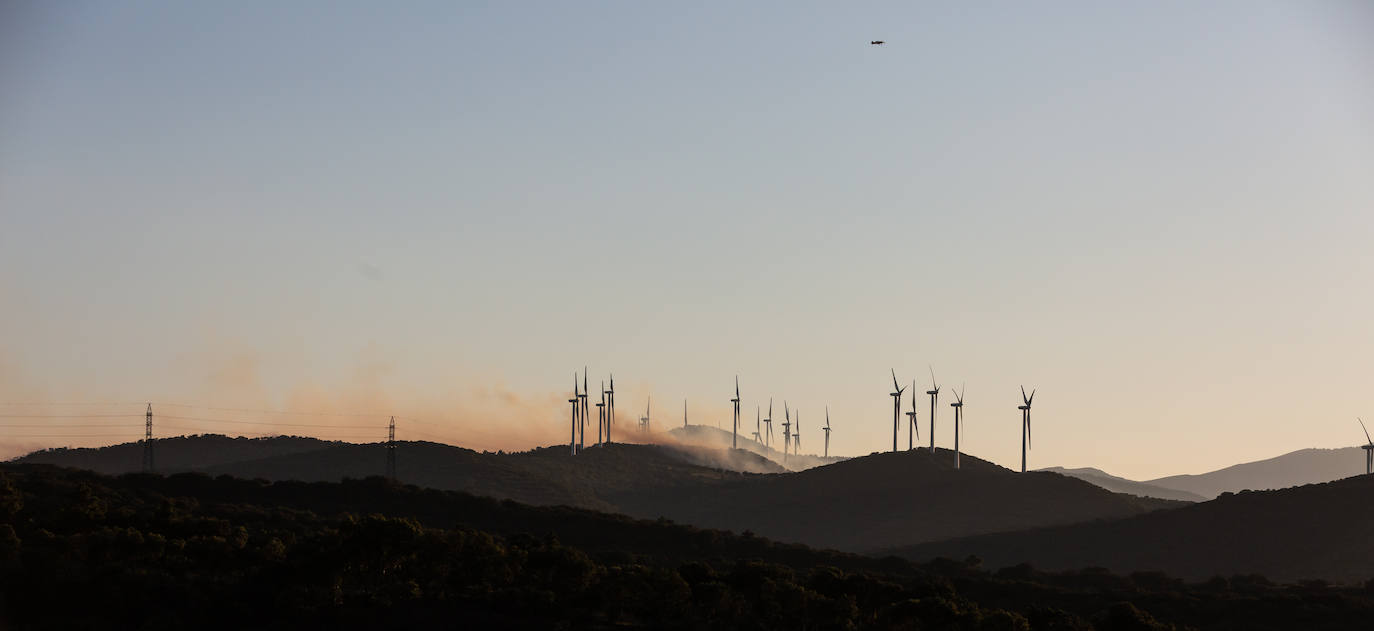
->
[0,465,1371,630]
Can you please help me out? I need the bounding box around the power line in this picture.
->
[158,415,381,429]
[0,414,138,419]
[0,402,145,406]
[152,402,387,417]
[3,433,143,438]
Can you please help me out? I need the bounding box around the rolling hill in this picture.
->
[612,447,1181,553]
[14,436,783,514]
[889,473,1374,583]
[12,434,341,474]
[1039,466,1206,502]
[12,436,1179,554]
[1141,446,1369,499]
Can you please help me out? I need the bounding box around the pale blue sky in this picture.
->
[2,1,1373,478]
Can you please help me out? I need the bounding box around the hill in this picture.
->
[1039,466,1205,502]
[15,435,784,514]
[665,424,847,471]
[612,448,1182,553]
[1142,446,1369,499]
[11,434,340,474]
[203,440,784,513]
[889,473,1374,583]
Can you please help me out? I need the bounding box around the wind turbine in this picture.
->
[763,399,773,449]
[639,396,651,435]
[596,383,606,445]
[1019,386,1035,473]
[1361,418,1373,475]
[782,401,792,461]
[605,375,616,444]
[731,376,741,449]
[950,384,965,468]
[925,367,939,452]
[752,406,763,443]
[579,369,589,452]
[683,398,688,429]
[568,374,580,456]
[794,412,801,455]
[906,380,919,450]
[823,406,832,458]
[890,369,907,453]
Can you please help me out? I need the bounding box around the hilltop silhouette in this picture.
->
[12,434,342,474]
[890,473,1374,583]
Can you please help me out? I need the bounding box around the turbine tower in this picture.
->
[794,412,801,455]
[950,384,965,469]
[890,369,907,453]
[730,376,741,449]
[823,406,832,458]
[1019,386,1035,473]
[763,399,774,449]
[579,369,590,452]
[569,375,580,456]
[925,367,940,452]
[906,380,919,450]
[605,375,616,444]
[1361,418,1373,475]
[683,398,688,429]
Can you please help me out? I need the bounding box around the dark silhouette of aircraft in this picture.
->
[871,40,885,45]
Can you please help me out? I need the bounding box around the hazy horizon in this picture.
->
[3,1,1373,480]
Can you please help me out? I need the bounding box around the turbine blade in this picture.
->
[1361,418,1372,445]
[1021,385,1027,405]
[1029,389,1035,406]
[891,368,900,391]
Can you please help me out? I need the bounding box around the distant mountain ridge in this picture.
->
[1141,447,1368,499]
[1038,466,1206,502]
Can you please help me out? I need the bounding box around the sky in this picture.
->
[2,1,1373,479]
